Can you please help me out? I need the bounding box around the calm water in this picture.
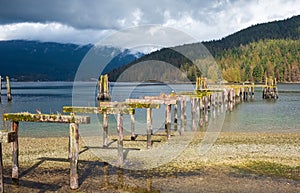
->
[0,82,299,137]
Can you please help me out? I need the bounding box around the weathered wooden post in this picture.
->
[191,98,197,130]
[197,98,202,128]
[173,101,178,131]
[103,113,109,147]
[11,121,19,185]
[204,96,209,124]
[146,108,152,149]
[0,131,17,193]
[6,76,12,102]
[69,123,79,189]
[166,104,172,139]
[117,113,123,166]
[179,97,187,135]
[130,113,135,140]
[97,74,111,101]
[251,83,255,98]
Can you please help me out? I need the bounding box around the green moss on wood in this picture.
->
[3,112,90,124]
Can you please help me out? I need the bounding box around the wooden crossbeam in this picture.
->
[63,106,135,115]
[3,113,90,124]
[129,98,177,105]
[99,101,160,109]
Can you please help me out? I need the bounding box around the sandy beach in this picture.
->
[1,132,299,192]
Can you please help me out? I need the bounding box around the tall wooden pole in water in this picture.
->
[6,76,12,102]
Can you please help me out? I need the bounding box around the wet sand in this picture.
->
[1,132,299,192]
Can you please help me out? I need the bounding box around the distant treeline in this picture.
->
[216,39,300,82]
[109,15,300,83]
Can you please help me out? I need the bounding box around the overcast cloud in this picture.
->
[0,0,299,44]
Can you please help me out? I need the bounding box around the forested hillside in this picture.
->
[109,15,300,83]
[217,39,300,82]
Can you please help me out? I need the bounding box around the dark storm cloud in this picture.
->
[0,0,299,44]
[0,0,215,29]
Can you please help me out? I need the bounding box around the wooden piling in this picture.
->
[11,121,19,185]
[173,102,178,131]
[147,108,152,149]
[103,113,108,147]
[198,98,204,128]
[117,113,123,166]
[166,104,171,140]
[130,114,136,140]
[180,97,186,134]
[6,76,12,102]
[191,98,196,130]
[69,123,79,189]
[97,74,111,101]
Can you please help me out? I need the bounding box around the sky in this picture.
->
[0,0,299,45]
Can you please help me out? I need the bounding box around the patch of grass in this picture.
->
[232,160,300,180]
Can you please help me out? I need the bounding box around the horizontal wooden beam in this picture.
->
[122,100,161,108]
[63,106,135,115]
[99,101,160,109]
[3,113,90,124]
[0,131,17,143]
[145,96,177,105]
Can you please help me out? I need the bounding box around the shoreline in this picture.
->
[1,132,299,192]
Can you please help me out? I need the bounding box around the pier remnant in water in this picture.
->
[6,76,12,102]
[97,74,111,101]
[195,77,208,90]
[262,77,278,99]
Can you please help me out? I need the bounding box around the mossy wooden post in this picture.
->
[11,121,19,185]
[146,108,152,149]
[69,123,79,189]
[195,77,201,90]
[103,113,108,147]
[97,74,110,101]
[6,76,12,102]
[117,113,123,166]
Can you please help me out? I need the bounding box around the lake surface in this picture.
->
[0,82,299,137]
